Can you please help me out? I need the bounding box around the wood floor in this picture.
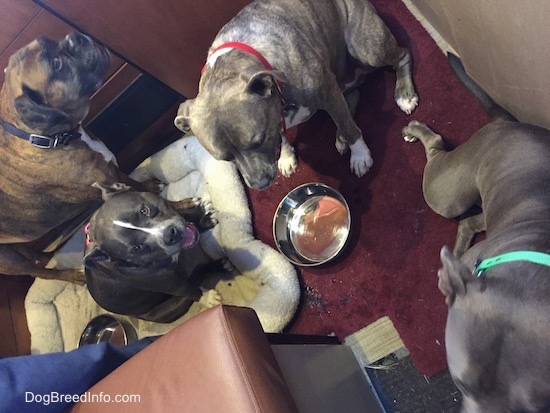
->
[0,276,33,357]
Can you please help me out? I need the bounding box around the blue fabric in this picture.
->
[0,337,156,413]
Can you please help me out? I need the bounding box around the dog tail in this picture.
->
[447,53,517,122]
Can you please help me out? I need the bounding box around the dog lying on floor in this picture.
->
[83,183,224,323]
[175,0,418,190]
[403,55,550,412]
[0,33,157,284]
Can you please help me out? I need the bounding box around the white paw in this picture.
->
[188,197,201,206]
[278,135,298,177]
[349,139,373,177]
[396,96,419,115]
[403,134,418,143]
[200,199,216,215]
[199,289,222,308]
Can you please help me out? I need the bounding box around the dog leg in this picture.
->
[403,120,480,219]
[402,120,445,159]
[454,213,486,257]
[278,134,298,177]
[344,3,418,114]
[344,89,361,118]
[169,197,218,230]
[392,48,418,114]
[324,76,373,177]
[198,289,223,308]
[12,244,52,264]
[0,244,85,284]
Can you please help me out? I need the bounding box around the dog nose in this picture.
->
[247,173,275,190]
[164,226,182,246]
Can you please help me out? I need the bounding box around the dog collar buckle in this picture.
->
[472,259,484,277]
[29,134,58,149]
[0,117,81,149]
[472,251,550,277]
[28,130,81,148]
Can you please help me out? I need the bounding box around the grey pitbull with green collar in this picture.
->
[403,55,550,412]
[175,0,418,190]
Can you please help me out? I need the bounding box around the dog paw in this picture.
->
[278,145,298,177]
[335,135,348,155]
[200,198,215,216]
[142,179,166,194]
[349,139,373,177]
[199,289,223,308]
[199,199,218,230]
[396,95,419,115]
[175,197,201,209]
[403,134,417,143]
[402,120,427,142]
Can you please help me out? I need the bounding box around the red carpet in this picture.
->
[246,0,490,376]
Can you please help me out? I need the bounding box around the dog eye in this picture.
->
[52,57,63,71]
[131,244,145,253]
[248,141,262,150]
[139,205,150,216]
[248,136,264,150]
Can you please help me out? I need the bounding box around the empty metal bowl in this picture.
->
[273,182,351,266]
[78,315,137,347]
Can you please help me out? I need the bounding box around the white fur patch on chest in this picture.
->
[79,126,118,165]
[284,105,312,129]
[113,220,163,237]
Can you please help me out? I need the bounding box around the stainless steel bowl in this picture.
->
[78,315,137,347]
[273,183,351,266]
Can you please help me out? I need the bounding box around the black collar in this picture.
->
[0,118,81,149]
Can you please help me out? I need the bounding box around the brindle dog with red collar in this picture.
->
[0,33,156,283]
[175,0,418,190]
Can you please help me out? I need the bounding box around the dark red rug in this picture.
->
[246,0,490,376]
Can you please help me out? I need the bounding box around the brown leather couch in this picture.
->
[70,305,385,413]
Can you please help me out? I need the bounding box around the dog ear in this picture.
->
[174,100,193,133]
[92,182,132,200]
[438,245,471,306]
[83,244,111,269]
[244,70,285,97]
[14,86,70,130]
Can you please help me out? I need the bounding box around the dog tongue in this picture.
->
[181,223,199,249]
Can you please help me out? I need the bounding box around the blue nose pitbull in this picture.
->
[403,55,550,412]
[84,183,224,323]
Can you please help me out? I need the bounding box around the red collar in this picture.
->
[203,42,286,131]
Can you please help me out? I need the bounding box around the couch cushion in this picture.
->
[70,305,299,413]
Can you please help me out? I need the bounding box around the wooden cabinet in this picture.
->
[35,0,251,98]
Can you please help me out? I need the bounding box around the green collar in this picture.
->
[473,251,550,277]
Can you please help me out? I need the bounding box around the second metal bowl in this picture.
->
[78,315,137,347]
